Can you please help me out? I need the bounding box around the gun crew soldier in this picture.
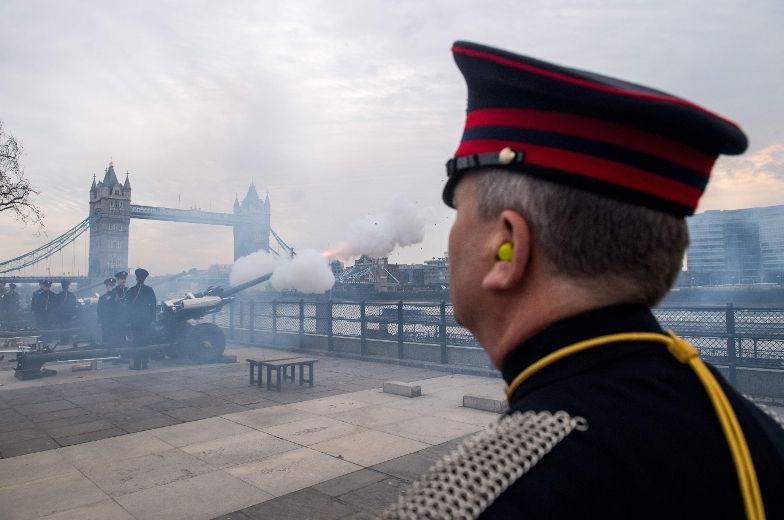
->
[385,42,784,520]
[97,277,120,346]
[125,268,156,370]
[55,280,79,344]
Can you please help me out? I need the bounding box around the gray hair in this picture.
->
[473,170,689,306]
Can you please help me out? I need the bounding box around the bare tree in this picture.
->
[0,120,44,227]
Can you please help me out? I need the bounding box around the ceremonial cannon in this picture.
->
[13,272,272,379]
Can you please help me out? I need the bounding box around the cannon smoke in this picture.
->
[229,248,334,294]
[322,196,427,260]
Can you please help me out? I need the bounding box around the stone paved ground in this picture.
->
[0,343,506,519]
[0,346,451,459]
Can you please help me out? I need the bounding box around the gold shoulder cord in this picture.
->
[504,331,765,520]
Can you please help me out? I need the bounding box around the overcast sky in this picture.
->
[1,0,782,276]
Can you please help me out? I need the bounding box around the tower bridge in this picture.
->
[0,162,293,284]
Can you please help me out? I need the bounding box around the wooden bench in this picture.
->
[246,357,318,391]
[247,357,300,386]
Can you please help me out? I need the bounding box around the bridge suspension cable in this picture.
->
[0,216,92,274]
[270,228,295,258]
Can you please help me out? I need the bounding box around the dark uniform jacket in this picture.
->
[31,289,55,329]
[479,305,784,519]
[125,283,156,326]
[97,292,116,327]
[56,291,79,323]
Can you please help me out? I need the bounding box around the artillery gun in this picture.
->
[12,272,273,379]
[154,272,272,362]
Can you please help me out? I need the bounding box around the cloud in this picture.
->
[699,144,784,211]
[1,0,782,275]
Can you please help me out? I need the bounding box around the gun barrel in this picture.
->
[221,272,273,298]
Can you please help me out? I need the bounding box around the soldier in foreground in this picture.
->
[385,42,784,519]
[97,277,118,345]
[56,280,79,343]
[126,268,156,370]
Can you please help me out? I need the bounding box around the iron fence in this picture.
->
[213,300,784,380]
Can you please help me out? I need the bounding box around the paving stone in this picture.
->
[80,448,215,497]
[14,399,76,416]
[211,512,255,520]
[46,419,118,439]
[0,470,109,520]
[59,430,191,469]
[55,427,127,446]
[291,396,371,416]
[227,447,361,496]
[116,471,269,520]
[31,498,135,520]
[241,488,358,520]
[4,392,62,406]
[158,389,208,400]
[222,392,269,405]
[257,392,313,405]
[0,427,49,445]
[0,435,59,458]
[339,477,409,514]
[114,414,182,433]
[0,449,74,487]
[261,416,360,446]
[152,417,256,448]
[223,405,311,430]
[372,452,437,482]
[28,406,92,424]
[36,413,104,431]
[163,405,239,422]
[310,429,428,467]
[330,405,420,428]
[311,468,389,497]
[376,415,482,445]
[147,398,189,411]
[182,431,298,469]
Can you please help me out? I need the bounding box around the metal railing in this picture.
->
[212,300,784,381]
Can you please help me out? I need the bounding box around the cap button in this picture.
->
[498,147,516,165]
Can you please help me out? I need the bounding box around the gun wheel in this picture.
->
[185,323,226,364]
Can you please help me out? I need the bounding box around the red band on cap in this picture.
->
[452,45,743,132]
[464,109,714,175]
[455,139,703,209]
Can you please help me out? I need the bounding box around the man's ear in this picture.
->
[481,210,531,291]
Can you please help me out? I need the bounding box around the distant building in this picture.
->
[424,255,449,287]
[686,205,784,285]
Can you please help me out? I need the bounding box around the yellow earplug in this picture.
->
[497,242,513,262]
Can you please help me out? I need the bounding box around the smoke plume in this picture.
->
[323,196,427,260]
[229,248,335,294]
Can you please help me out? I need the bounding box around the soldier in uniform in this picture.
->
[56,280,79,344]
[4,283,20,327]
[111,271,130,345]
[125,268,157,370]
[97,277,118,345]
[386,42,784,520]
[31,280,55,334]
[30,280,45,329]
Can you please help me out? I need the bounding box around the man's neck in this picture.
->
[476,277,625,371]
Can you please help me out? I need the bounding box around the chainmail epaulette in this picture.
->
[383,410,588,520]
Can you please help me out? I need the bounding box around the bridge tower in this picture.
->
[233,183,270,260]
[88,162,131,281]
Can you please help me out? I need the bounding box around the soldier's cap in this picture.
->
[61,280,71,288]
[135,268,149,279]
[38,279,45,285]
[104,277,116,286]
[42,280,52,287]
[115,271,128,279]
[9,283,15,289]
[443,41,748,217]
